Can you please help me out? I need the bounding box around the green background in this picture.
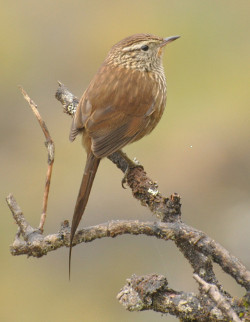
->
[1,1,249,321]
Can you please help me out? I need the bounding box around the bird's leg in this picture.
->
[117,150,144,188]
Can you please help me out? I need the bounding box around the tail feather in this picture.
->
[69,152,100,279]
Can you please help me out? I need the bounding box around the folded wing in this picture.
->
[70,63,159,158]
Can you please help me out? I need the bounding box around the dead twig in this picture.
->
[19,86,55,232]
[6,193,250,293]
[194,274,241,322]
[6,83,249,321]
[117,274,245,321]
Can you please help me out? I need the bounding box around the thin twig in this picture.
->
[6,193,250,293]
[6,194,35,239]
[194,274,241,322]
[19,86,55,232]
[6,84,249,320]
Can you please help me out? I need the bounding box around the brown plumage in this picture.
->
[69,33,179,277]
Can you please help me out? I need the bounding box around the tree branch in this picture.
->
[7,192,250,293]
[19,86,54,232]
[54,82,250,291]
[117,274,245,321]
[194,274,241,322]
[6,83,249,321]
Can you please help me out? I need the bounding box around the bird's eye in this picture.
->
[141,45,149,51]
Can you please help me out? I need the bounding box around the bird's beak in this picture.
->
[160,35,180,48]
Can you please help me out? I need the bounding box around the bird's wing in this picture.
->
[70,64,159,157]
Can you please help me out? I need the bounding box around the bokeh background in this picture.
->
[1,1,249,321]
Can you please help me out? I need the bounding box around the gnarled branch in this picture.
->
[117,274,244,321]
[5,83,249,321]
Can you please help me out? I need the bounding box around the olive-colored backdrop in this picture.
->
[1,1,249,321]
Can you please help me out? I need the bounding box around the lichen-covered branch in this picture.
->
[6,194,249,320]
[194,274,241,322]
[117,274,246,321]
[54,82,250,291]
[6,83,250,321]
[7,193,249,294]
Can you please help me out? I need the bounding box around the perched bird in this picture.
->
[69,33,179,276]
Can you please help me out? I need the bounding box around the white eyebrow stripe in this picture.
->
[122,40,157,52]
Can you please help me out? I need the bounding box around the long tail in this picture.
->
[69,151,100,279]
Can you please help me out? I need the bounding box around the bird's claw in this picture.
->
[121,166,129,189]
[121,162,144,189]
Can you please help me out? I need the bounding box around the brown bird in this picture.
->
[69,33,179,276]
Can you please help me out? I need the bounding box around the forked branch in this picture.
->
[5,84,249,321]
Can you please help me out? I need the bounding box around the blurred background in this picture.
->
[1,0,249,321]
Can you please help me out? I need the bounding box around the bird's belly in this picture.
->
[133,98,166,143]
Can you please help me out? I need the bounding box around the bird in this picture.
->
[69,33,179,277]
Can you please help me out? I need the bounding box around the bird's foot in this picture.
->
[121,157,143,189]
